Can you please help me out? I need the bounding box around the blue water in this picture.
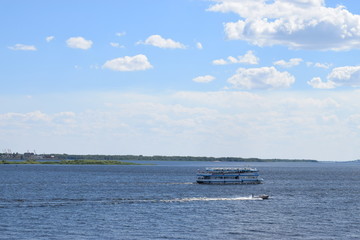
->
[1,161,360,239]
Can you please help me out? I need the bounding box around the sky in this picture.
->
[1,0,360,161]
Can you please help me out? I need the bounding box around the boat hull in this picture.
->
[196,179,263,184]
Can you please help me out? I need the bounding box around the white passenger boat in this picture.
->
[196,167,263,184]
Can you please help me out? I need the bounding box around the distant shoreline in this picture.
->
[0,153,318,164]
[0,159,142,165]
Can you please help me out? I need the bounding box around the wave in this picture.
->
[160,196,263,202]
[0,195,265,208]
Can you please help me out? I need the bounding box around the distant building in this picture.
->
[24,152,35,159]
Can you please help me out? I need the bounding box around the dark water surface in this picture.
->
[1,161,360,239]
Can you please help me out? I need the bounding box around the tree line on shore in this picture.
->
[0,152,317,162]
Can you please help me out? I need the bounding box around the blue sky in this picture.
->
[1,0,360,161]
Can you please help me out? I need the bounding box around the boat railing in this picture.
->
[201,167,258,173]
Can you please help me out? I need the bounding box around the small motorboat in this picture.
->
[258,194,269,199]
[252,194,269,200]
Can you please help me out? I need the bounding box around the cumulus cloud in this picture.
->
[308,65,360,89]
[196,42,203,49]
[212,50,259,65]
[328,66,360,82]
[8,44,37,51]
[66,37,93,50]
[307,62,332,69]
[193,75,215,83]
[102,54,153,72]
[314,63,332,69]
[46,36,55,42]
[208,0,360,51]
[328,66,360,87]
[228,66,295,89]
[307,77,336,89]
[110,42,125,48]
[137,35,186,49]
[212,59,227,65]
[274,58,303,68]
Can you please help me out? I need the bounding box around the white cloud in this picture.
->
[314,63,332,69]
[307,77,336,89]
[193,75,215,83]
[308,65,360,89]
[116,32,126,37]
[102,54,153,72]
[328,66,360,80]
[208,0,360,51]
[274,58,303,68]
[46,36,55,42]
[196,42,203,50]
[8,44,37,51]
[212,50,259,65]
[110,42,125,48]
[228,66,295,89]
[212,59,227,65]
[307,62,332,69]
[66,37,93,50]
[3,90,360,160]
[0,111,51,123]
[138,35,186,49]
[328,66,360,87]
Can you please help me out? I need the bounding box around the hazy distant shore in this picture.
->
[0,159,142,165]
[0,153,318,164]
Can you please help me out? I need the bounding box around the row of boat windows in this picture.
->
[199,174,259,177]
[199,176,258,179]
